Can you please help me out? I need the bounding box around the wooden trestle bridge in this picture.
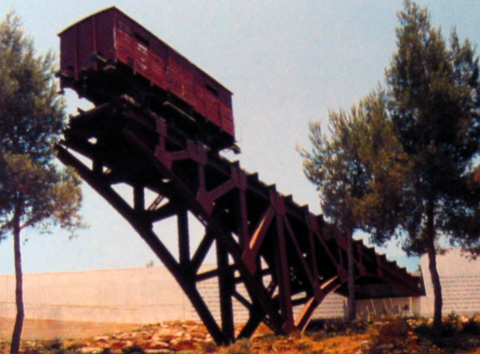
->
[57,96,423,344]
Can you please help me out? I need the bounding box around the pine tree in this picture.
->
[383,0,480,329]
[0,12,83,353]
[303,0,480,331]
[302,92,395,321]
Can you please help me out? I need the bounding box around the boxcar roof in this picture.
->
[58,6,233,95]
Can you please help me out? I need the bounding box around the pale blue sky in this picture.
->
[1,1,480,274]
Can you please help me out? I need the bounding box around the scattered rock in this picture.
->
[14,318,480,354]
[79,347,104,354]
[144,350,172,354]
[170,338,197,351]
[145,340,170,350]
[110,340,134,350]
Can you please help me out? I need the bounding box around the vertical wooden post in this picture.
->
[275,213,294,333]
[216,238,235,342]
[238,190,249,249]
[134,185,144,212]
[178,210,190,266]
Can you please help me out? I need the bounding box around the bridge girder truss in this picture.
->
[57,98,423,344]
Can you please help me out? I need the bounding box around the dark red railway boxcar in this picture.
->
[58,7,235,149]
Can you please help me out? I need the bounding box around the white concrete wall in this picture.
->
[420,249,480,317]
[2,249,480,325]
[0,267,194,324]
[0,265,347,324]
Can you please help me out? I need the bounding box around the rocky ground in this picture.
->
[1,315,480,354]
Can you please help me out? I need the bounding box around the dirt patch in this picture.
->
[0,318,142,340]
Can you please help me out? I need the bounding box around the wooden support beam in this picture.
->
[242,207,275,273]
[191,232,215,273]
[57,147,180,275]
[148,201,180,222]
[283,216,316,287]
[57,146,228,345]
[232,290,252,310]
[178,210,190,266]
[274,214,294,333]
[59,98,423,342]
[216,238,235,343]
[209,179,235,202]
[134,185,144,212]
[238,190,249,249]
[295,297,318,331]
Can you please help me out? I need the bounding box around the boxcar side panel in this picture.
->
[218,89,234,136]
[60,27,76,79]
[149,37,169,91]
[95,10,115,62]
[204,79,221,128]
[220,105,234,137]
[60,7,235,144]
[127,16,152,81]
[114,11,169,91]
[150,52,168,91]
[167,50,195,107]
[133,40,151,79]
[193,70,208,120]
[77,18,95,72]
[114,14,135,69]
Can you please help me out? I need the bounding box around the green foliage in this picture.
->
[413,314,480,352]
[0,153,83,238]
[0,11,83,239]
[302,91,410,243]
[303,98,371,233]
[302,91,403,321]
[302,94,382,321]
[0,12,65,162]
[381,1,480,328]
[384,0,480,253]
[353,93,414,245]
[310,318,368,338]
[304,0,480,254]
[0,11,83,354]
[303,0,480,330]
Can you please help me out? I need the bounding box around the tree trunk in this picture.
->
[10,210,24,354]
[426,199,442,330]
[347,230,356,322]
[427,239,442,329]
